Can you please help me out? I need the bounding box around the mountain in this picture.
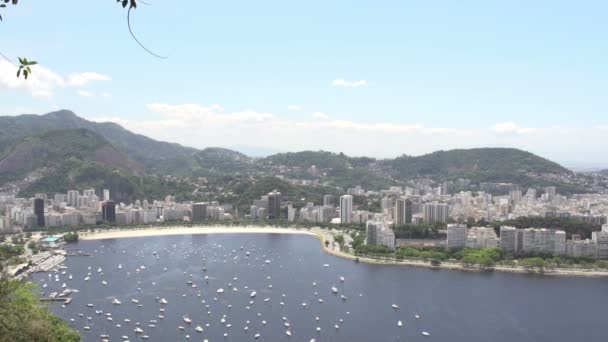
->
[384,148,571,180]
[0,110,251,176]
[0,110,594,200]
[0,128,143,176]
[599,169,608,176]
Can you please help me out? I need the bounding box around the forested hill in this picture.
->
[384,148,571,180]
[0,110,591,198]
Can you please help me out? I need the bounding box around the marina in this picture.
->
[29,233,608,342]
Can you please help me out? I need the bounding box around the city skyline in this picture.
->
[1,1,608,164]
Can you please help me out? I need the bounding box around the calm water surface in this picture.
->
[30,234,608,342]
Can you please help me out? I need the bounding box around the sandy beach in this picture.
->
[78,225,608,278]
[80,225,319,240]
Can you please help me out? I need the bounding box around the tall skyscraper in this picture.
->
[191,202,208,221]
[267,190,282,220]
[67,190,79,207]
[103,189,110,202]
[102,201,116,223]
[394,198,412,225]
[339,195,353,224]
[34,198,45,227]
[323,195,335,207]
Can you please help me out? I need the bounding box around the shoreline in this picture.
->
[78,225,608,278]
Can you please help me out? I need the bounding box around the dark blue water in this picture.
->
[31,234,608,342]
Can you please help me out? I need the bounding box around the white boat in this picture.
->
[331,286,338,294]
[131,299,139,304]
[112,299,122,305]
[392,304,399,309]
[183,316,192,324]
[323,264,330,267]
[263,298,270,302]
[398,320,403,327]
[340,295,347,301]
[250,291,257,298]
[335,324,340,329]
[86,303,94,307]
[254,333,260,339]
[195,326,203,332]
[84,277,90,281]
[217,288,224,294]
[286,330,291,336]
[102,280,108,285]
[339,276,345,282]
[415,314,420,319]
[160,298,168,305]
[178,326,185,330]
[97,268,102,273]
[134,327,143,334]
[422,331,430,336]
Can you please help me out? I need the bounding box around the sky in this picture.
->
[1,0,607,167]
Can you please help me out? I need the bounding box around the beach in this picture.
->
[79,225,608,278]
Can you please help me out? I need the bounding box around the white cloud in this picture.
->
[0,59,110,98]
[100,92,111,98]
[67,72,111,86]
[492,121,536,134]
[312,112,329,120]
[332,79,368,88]
[77,90,92,97]
[90,103,608,162]
[287,105,302,111]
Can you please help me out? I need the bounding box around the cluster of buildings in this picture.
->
[0,189,236,234]
[2,179,608,261]
[446,223,608,259]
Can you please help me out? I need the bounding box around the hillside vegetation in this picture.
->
[0,110,592,200]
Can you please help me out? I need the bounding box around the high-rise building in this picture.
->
[267,190,282,220]
[499,226,519,253]
[394,198,412,225]
[34,198,45,227]
[509,190,523,204]
[102,201,116,223]
[191,202,208,221]
[381,197,393,213]
[422,202,449,224]
[447,223,467,249]
[544,186,557,200]
[521,228,566,254]
[339,195,353,224]
[592,225,608,259]
[103,189,110,202]
[323,195,335,207]
[67,190,79,207]
[365,221,395,249]
[83,189,96,202]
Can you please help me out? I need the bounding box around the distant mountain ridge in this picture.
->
[0,110,590,200]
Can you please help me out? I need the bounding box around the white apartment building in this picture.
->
[340,195,353,224]
[447,223,467,249]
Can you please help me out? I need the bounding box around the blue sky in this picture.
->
[1,1,607,166]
